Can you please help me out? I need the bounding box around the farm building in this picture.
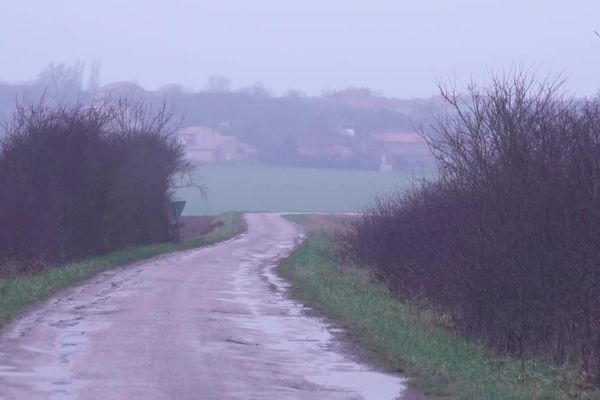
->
[297,135,354,162]
[364,132,432,171]
[178,126,257,163]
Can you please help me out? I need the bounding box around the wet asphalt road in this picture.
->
[0,213,407,399]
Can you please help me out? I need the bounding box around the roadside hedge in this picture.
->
[0,99,192,273]
[342,73,600,384]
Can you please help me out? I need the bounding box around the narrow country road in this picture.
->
[0,213,407,399]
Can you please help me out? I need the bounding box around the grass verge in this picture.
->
[278,214,600,400]
[0,212,246,328]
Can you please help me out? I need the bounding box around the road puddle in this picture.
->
[220,215,407,399]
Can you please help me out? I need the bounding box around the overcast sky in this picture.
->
[1,0,599,97]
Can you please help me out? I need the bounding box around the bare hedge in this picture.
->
[0,99,192,272]
[341,73,600,382]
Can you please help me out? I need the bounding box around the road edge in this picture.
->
[0,212,247,329]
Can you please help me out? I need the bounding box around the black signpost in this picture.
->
[169,200,187,241]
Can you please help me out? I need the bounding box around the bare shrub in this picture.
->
[0,97,194,271]
[341,73,600,382]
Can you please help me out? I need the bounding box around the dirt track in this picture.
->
[0,213,407,399]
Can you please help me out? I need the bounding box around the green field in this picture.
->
[177,163,421,216]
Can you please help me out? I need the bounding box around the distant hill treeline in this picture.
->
[0,70,444,168]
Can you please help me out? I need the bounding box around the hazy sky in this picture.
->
[1,0,599,97]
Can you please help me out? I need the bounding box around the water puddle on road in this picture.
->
[0,268,139,399]
[224,227,407,400]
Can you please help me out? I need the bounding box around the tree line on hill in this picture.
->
[0,62,444,168]
[341,73,600,384]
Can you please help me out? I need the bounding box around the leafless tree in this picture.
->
[204,75,232,93]
[35,61,85,101]
[87,59,101,92]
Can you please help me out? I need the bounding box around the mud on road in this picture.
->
[0,213,407,399]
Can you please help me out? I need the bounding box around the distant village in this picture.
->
[178,125,432,171]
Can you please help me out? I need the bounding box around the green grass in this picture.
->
[279,214,600,400]
[0,213,246,328]
[177,163,423,215]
